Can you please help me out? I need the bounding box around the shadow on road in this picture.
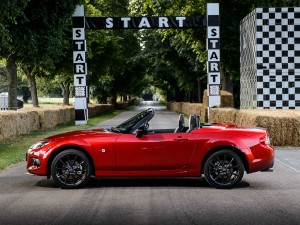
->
[34,177,250,189]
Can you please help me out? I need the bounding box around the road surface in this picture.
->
[0,101,299,225]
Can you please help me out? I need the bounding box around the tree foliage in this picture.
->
[129,0,300,105]
[85,0,147,103]
[1,0,299,108]
[0,0,82,107]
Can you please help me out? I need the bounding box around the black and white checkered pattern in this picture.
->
[240,7,300,109]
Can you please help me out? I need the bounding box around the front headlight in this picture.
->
[30,141,50,150]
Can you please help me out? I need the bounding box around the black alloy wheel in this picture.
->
[51,149,92,189]
[204,149,245,189]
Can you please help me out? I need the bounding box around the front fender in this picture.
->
[42,139,95,176]
[44,138,94,159]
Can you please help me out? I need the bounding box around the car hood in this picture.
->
[44,129,119,141]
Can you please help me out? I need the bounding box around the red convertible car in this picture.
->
[27,108,274,189]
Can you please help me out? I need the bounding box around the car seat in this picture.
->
[186,114,201,132]
[174,114,185,133]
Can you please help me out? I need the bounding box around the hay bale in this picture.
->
[38,109,57,129]
[172,102,183,113]
[254,110,300,146]
[209,108,300,146]
[88,104,114,117]
[0,111,39,140]
[203,90,209,108]
[200,106,208,123]
[209,108,238,124]
[234,110,259,126]
[0,104,114,140]
[202,89,234,108]
[188,103,202,115]
[181,102,190,115]
[36,106,75,130]
[220,90,234,107]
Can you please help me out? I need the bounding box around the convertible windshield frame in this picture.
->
[114,108,155,134]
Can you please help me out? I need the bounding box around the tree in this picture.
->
[0,0,28,46]
[130,0,299,106]
[54,58,73,105]
[0,63,8,93]
[0,0,82,108]
[0,0,28,108]
[85,0,147,103]
[130,0,207,102]
[0,63,31,103]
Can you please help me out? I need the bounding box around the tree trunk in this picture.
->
[221,70,233,94]
[174,85,184,102]
[25,67,39,107]
[60,82,70,105]
[22,87,31,103]
[6,58,18,109]
[111,93,117,105]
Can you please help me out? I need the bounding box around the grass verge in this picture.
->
[0,111,119,171]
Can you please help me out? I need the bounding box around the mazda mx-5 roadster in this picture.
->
[27,108,274,189]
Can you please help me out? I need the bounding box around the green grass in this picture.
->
[159,99,168,106]
[0,111,119,171]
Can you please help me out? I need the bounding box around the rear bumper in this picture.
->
[261,164,274,172]
[248,144,275,173]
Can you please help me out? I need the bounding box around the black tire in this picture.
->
[51,149,92,189]
[204,149,245,189]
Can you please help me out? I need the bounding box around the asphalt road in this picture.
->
[0,101,300,225]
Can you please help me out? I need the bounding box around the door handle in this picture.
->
[174,137,189,141]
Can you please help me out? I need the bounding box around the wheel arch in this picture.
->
[201,146,249,174]
[46,145,95,178]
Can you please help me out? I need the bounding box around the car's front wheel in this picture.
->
[51,149,92,189]
[204,149,245,189]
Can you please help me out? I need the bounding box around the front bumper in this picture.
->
[26,150,48,176]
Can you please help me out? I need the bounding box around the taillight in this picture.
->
[260,135,271,145]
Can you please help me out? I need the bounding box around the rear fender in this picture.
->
[195,138,254,174]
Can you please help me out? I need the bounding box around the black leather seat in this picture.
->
[186,114,201,132]
[174,114,185,133]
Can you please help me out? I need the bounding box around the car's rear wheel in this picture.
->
[204,149,245,189]
[51,149,92,189]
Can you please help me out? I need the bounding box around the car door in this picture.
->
[115,132,196,171]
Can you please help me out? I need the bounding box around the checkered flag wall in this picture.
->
[240,7,300,109]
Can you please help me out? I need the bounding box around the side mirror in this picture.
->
[136,126,147,138]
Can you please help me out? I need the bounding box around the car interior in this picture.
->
[146,114,202,134]
[110,108,209,135]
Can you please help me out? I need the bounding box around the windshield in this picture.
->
[113,108,154,133]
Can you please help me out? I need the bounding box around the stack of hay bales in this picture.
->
[209,108,238,125]
[255,110,300,146]
[181,103,202,117]
[209,108,300,146]
[88,104,114,117]
[167,102,183,113]
[37,106,75,130]
[168,90,234,122]
[0,104,114,141]
[202,90,234,108]
[0,110,39,140]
